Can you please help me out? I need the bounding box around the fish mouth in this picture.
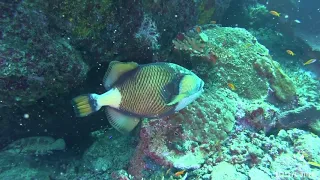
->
[198,79,205,91]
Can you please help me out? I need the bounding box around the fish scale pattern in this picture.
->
[117,65,174,117]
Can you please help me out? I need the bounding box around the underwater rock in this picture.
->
[273,67,320,131]
[0,0,88,107]
[210,162,247,180]
[310,120,320,136]
[277,104,320,129]
[271,152,312,180]
[0,166,51,180]
[287,129,320,164]
[171,25,273,100]
[254,58,296,102]
[82,129,136,173]
[128,88,239,177]
[248,167,272,180]
[44,0,233,65]
[236,99,279,132]
[212,128,288,168]
[2,136,65,155]
[172,24,297,102]
[111,170,132,180]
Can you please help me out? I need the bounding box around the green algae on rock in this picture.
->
[171,25,270,99]
[129,87,239,173]
[171,25,297,102]
[254,58,296,102]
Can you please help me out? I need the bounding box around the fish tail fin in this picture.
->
[71,94,101,117]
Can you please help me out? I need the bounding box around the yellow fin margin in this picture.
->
[103,61,138,89]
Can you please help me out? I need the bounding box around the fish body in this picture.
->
[303,59,317,65]
[270,11,281,17]
[195,26,201,33]
[294,19,301,23]
[3,136,65,155]
[286,50,295,56]
[228,83,236,90]
[174,170,186,176]
[72,61,204,134]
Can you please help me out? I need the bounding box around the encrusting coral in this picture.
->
[170,25,296,102]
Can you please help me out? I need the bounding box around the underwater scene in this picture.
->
[0,0,320,179]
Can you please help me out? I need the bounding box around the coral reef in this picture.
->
[82,129,136,173]
[209,162,248,180]
[245,3,269,26]
[0,0,88,107]
[171,25,296,101]
[191,128,320,179]
[134,14,160,50]
[254,58,296,102]
[286,129,320,164]
[0,0,320,180]
[128,87,239,179]
[274,67,320,130]
[236,99,279,132]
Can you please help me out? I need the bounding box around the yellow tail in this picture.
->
[71,94,99,117]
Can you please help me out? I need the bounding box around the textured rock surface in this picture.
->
[82,129,136,173]
[287,129,320,164]
[210,162,248,180]
[128,87,239,178]
[0,1,88,107]
[171,25,296,101]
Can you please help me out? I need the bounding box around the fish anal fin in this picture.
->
[105,107,140,134]
[103,61,138,89]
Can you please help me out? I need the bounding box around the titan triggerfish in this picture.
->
[71,61,204,134]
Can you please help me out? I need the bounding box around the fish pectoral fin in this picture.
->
[167,93,188,106]
[105,107,140,134]
[103,61,139,89]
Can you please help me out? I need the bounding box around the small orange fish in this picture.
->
[210,20,217,24]
[270,10,280,17]
[195,26,201,33]
[286,50,295,56]
[174,170,185,176]
[228,83,236,90]
[303,59,317,65]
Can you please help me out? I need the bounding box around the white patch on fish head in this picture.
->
[97,88,122,108]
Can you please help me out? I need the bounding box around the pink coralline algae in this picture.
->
[128,87,239,178]
[210,128,288,171]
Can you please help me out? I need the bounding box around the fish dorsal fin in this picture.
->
[166,75,197,106]
[105,107,140,134]
[103,61,139,89]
